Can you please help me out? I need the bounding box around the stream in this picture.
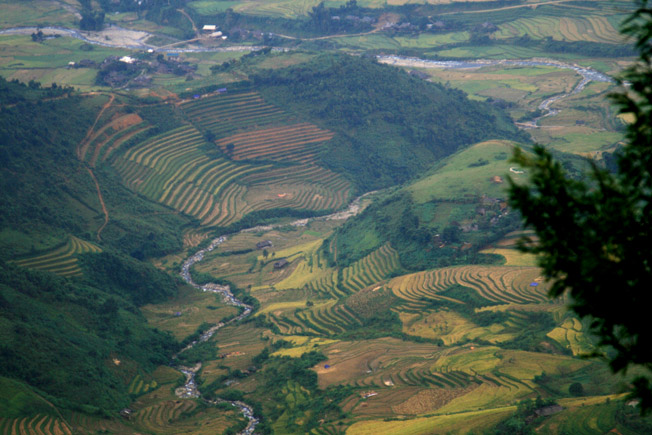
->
[175,192,374,434]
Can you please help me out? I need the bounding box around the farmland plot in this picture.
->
[12,236,101,277]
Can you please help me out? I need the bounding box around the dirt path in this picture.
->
[177,8,200,38]
[77,94,114,162]
[87,168,109,241]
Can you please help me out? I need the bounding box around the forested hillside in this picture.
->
[255,54,528,191]
[0,77,189,413]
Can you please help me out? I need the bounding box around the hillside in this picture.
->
[254,54,528,190]
[0,77,190,413]
[1,0,649,428]
[327,140,525,271]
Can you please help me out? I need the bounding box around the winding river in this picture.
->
[0,24,619,430]
[377,55,614,127]
[175,192,374,434]
[1,26,616,124]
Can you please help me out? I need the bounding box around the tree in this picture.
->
[508,0,652,411]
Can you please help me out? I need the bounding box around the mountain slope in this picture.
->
[254,54,529,191]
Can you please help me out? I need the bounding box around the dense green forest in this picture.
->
[0,78,189,260]
[0,261,178,412]
[0,77,190,413]
[255,54,527,191]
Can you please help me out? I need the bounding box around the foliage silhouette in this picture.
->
[508,0,652,411]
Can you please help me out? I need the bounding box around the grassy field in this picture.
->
[0,35,127,90]
[0,0,78,28]
[407,140,524,203]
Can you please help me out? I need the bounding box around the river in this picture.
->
[1,26,615,124]
[175,192,375,434]
[377,55,614,127]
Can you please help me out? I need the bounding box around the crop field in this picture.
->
[78,104,151,167]
[180,91,296,139]
[0,0,77,28]
[495,14,627,44]
[215,122,334,164]
[400,310,518,345]
[208,322,267,377]
[0,414,73,435]
[141,285,239,340]
[127,374,159,396]
[547,317,594,356]
[0,36,127,88]
[130,399,239,434]
[310,338,588,422]
[110,124,273,226]
[12,236,101,277]
[111,93,352,227]
[187,0,242,15]
[480,247,538,266]
[264,299,364,336]
[240,164,352,213]
[275,242,399,299]
[537,397,638,434]
[388,265,549,307]
[226,0,322,18]
[347,406,514,435]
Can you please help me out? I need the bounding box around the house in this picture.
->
[202,24,217,32]
[256,240,273,249]
[274,259,289,269]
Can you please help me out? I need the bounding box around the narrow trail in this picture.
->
[77,94,114,162]
[87,168,109,241]
[177,8,199,38]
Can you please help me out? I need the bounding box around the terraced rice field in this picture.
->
[293,244,400,299]
[314,339,545,413]
[241,164,351,213]
[128,374,158,396]
[113,98,351,227]
[216,122,333,164]
[547,317,593,356]
[266,300,363,336]
[67,412,133,434]
[496,14,626,44]
[132,400,200,433]
[111,124,272,226]
[79,112,150,167]
[0,414,72,435]
[389,265,549,309]
[12,236,101,277]
[181,91,295,139]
